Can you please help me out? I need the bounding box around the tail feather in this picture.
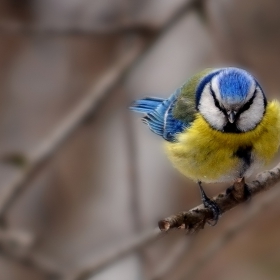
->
[129,97,164,113]
[130,89,187,142]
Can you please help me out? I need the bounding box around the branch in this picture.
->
[159,164,280,232]
[182,182,280,280]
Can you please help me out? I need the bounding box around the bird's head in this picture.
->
[196,67,267,133]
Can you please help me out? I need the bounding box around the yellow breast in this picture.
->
[165,100,280,183]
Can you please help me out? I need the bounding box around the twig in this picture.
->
[158,164,280,232]
[182,181,280,280]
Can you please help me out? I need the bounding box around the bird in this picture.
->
[130,67,280,224]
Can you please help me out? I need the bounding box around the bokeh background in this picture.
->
[1,0,280,279]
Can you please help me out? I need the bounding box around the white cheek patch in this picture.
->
[246,80,257,100]
[211,75,222,101]
[237,89,265,131]
[198,84,227,130]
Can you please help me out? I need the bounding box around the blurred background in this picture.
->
[0,0,280,279]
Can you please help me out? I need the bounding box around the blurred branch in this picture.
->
[124,87,143,232]
[0,0,205,221]
[149,236,194,280]
[159,164,280,232]
[66,228,164,280]
[0,36,145,220]
[0,228,62,278]
[0,1,207,278]
[0,20,158,37]
[0,228,34,254]
[0,0,205,37]
[206,0,249,65]
[123,86,148,277]
[67,162,280,280]
[0,0,206,276]
[1,249,63,279]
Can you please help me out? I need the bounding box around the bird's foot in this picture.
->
[198,182,222,226]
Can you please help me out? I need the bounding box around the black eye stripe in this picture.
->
[210,85,227,115]
[210,86,259,117]
[237,89,257,116]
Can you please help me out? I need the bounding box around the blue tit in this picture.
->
[130,67,280,223]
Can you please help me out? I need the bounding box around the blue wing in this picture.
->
[130,88,189,142]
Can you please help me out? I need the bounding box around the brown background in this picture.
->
[0,0,280,279]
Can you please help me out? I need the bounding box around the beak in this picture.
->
[227,111,236,123]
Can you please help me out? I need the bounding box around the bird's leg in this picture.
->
[198,181,221,226]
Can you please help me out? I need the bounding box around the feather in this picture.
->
[130,97,164,113]
[130,89,188,142]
